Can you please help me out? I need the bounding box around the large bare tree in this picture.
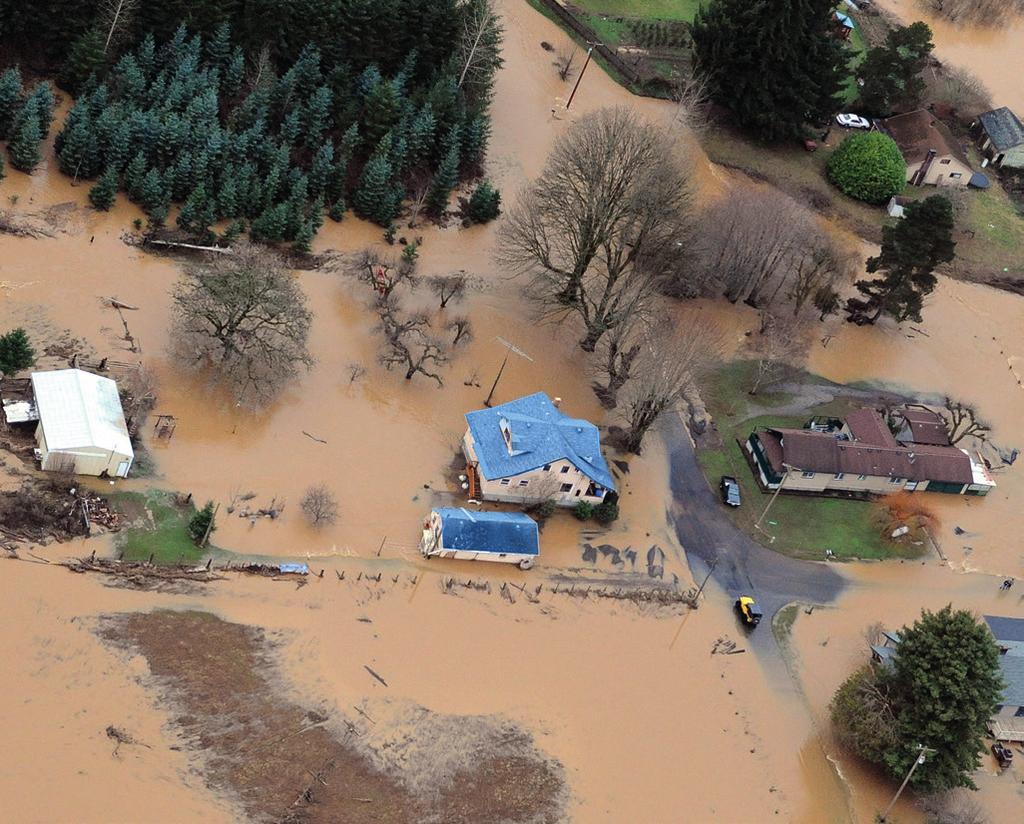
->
[746,312,811,395]
[348,248,417,304]
[618,315,724,453]
[170,242,314,405]
[498,106,693,352]
[377,300,449,386]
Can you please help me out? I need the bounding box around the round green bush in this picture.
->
[573,501,594,520]
[826,132,906,204]
[594,500,619,525]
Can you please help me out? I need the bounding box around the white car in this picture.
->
[836,113,871,130]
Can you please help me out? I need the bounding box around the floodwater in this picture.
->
[1,0,1022,821]
[876,0,1024,112]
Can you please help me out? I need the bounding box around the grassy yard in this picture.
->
[841,17,868,104]
[112,489,211,564]
[694,361,916,561]
[572,0,702,22]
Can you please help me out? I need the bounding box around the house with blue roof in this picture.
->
[462,392,616,507]
[420,507,540,569]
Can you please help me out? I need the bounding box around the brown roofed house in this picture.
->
[745,408,995,497]
[878,110,972,188]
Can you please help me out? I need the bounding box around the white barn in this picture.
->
[31,369,134,477]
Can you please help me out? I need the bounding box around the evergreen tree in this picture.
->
[125,151,150,200]
[88,166,120,211]
[428,142,459,215]
[139,167,168,215]
[280,109,302,145]
[27,83,55,138]
[292,218,316,254]
[217,175,239,218]
[302,85,333,146]
[224,48,246,97]
[353,150,396,226]
[846,195,955,324]
[407,103,436,166]
[0,67,23,140]
[692,0,848,141]
[328,197,347,222]
[361,77,402,148]
[250,202,289,242]
[205,22,233,69]
[187,501,216,543]
[466,179,500,223]
[59,28,107,95]
[461,112,490,173]
[8,98,43,173]
[178,183,210,231]
[858,22,934,116]
[309,141,335,197]
[56,107,101,178]
[0,328,35,376]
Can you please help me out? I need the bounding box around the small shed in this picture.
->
[31,369,134,477]
[974,107,1024,169]
[420,507,540,569]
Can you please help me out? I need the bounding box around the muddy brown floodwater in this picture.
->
[2,1,1023,822]
[876,0,1024,112]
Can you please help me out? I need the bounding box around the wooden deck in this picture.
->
[989,717,1024,743]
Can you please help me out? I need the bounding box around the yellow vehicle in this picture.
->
[735,596,763,627]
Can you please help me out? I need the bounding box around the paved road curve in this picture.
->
[663,416,846,636]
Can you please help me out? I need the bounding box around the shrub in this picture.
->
[826,132,906,204]
[466,179,501,223]
[594,500,619,524]
[573,501,594,520]
[187,501,216,543]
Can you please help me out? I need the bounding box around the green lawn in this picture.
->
[572,0,702,21]
[841,17,868,104]
[694,362,915,561]
[112,489,211,564]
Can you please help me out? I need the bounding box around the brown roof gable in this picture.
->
[845,408,899,447]
[880,109,969,166]
[900,408,950,446]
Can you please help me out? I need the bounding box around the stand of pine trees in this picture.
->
[0,68,56,176]
[39,3,499,245]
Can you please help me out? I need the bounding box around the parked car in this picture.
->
[720,476,741,507]
[836,113,871,130]
[736,596,763,627]
[992,741,1014,769]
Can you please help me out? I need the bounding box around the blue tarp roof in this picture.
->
[465,392,616,491]
[835,11,855,29]
[436,508,539,556]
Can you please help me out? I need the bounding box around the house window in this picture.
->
[560,483,573,493]
[574,489,581,496]
[889,477,902,484]
[801,471,815,478]
[517,479,529,487]
[560,465,570,474]
[939,158,951,165]
[950,172,962,179]
[542,464,551,471]
[834,472,845,480]
[857,474,868,480]
[1016,706,1024,717]
[500,479,511,486]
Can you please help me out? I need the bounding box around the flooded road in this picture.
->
[876,0,1024,112]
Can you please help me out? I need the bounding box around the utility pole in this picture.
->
[879,745,935,822]
[694,557,718,603]
[483,336,533,408]
[755,462,796,530]
[565,42,601,110]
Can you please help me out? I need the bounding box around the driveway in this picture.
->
[663,415,845,641]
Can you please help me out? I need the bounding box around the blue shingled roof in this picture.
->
[465,392,616,492]
[436,508,539,556]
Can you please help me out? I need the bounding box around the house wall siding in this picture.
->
[35,424,130,476]
[463,429,607,506]
[908,154,972,186]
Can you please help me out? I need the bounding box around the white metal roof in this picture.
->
[31,369,133,457]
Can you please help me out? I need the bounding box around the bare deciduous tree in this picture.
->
[348,248,417,304]
[618,315,725,453]
[813,284,842,321]
[923,0,1024,24]
[553,44,578,82]
[919,789,989,824]
[937,397,990,444]
[446,316,473,347]
[427,273,468,308]
[406,169,432,229]
[457,0,504,106]
[927,65,992,119]
[346,363,366,384]
[100,0,139,54]
[377,301,449,386]
[671,71,712,135]
[498,107,693,352]
[592,320,642,409]
[170,242,314,406]
[300,484,338,528]
[746,312,811,395]
[120,364,158,436]
[787,235,857,317]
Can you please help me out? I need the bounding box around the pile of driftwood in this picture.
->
[228,561,309,578]
[550,582,698,606]
[82,492,120,530]
[62,555,226,584]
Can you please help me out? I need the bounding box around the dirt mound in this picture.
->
[101,610,565,824]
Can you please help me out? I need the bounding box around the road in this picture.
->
[663,415,846,641]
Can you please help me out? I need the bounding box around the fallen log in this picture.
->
[61,557,226,583]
